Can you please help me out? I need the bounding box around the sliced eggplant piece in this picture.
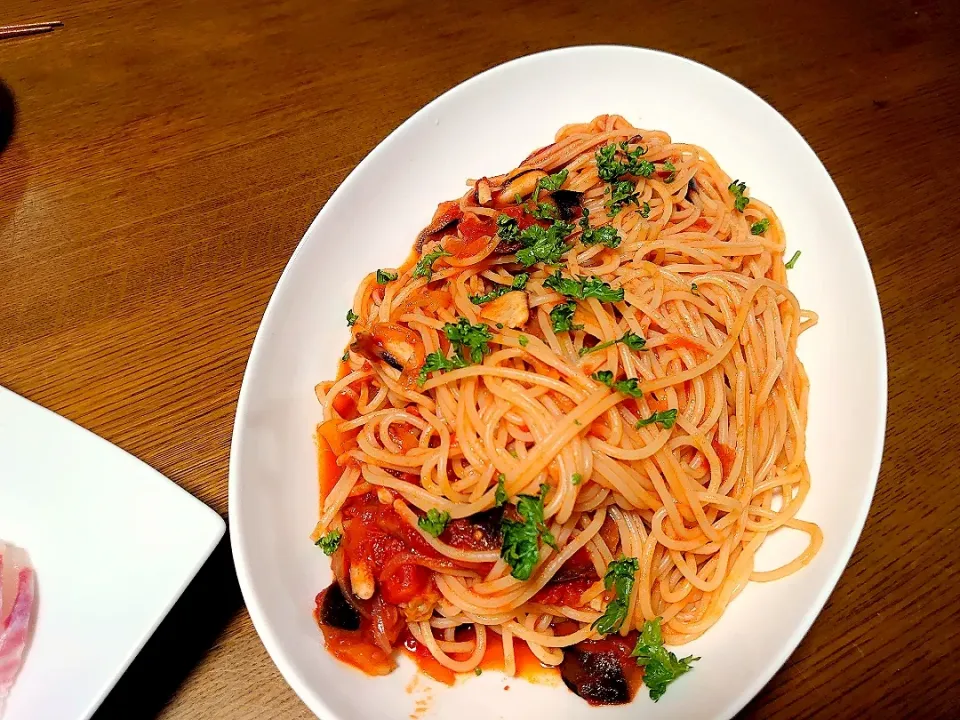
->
[551,190,583,220]
[561,645,631,705]
[318,581,362,631]
[494,237,524,255]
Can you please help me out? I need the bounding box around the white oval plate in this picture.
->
[229,46,886,720]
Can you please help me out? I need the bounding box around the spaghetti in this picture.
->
[310,114,821,704]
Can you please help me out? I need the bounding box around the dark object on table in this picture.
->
[0,80,15,154]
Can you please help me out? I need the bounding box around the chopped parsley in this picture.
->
[591,371,643,398]
[582,224,622,248]
[474,667,483,676]
[579,208,622,248]
[635,160,655,178]
[592,556,639,635]
[518,335,529,347]
[728,180,749,212]
[550,301,581,333]
[691,283,700,296]
[418,350,466,385]
[631,618,699,702]
[495,474,508,507]
[785,250,801,269]
[376,269,398,284]
[496,214,520,243]
[579,330,646,356]
[515,220,575,267]
[341,350,349,362]
[635,409,679,430]
[595,141,648,182]
[413,247,452,280]
[469,273,529,305]
[640,201,651,219]
[530,202,559,221]
[538,169,568,191]
[662,161,677,183]
[346,309,359,327]
[571,473,583,486]
[543,271,624,303]
[750,218,770,235]
[315,529,342,556]
[500,484,557,581]
[418,508,451,537]
[606,180,640,217]
[444,318,493,363]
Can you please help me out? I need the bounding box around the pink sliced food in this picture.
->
[0,543,35,710]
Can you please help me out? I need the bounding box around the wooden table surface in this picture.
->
[2,0,959,717]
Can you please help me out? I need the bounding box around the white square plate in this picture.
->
[0,386,225,720]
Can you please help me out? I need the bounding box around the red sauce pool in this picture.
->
[400,627,559,686]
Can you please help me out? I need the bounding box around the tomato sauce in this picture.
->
[341,493,450,589]
[711,439,737,478]
[400,626,559,687]
[662,333,703,352]
[532,578,594,606]
[500,204,550,230]
[313,586,397,676]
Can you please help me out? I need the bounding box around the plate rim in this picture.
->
[229,44,888,720]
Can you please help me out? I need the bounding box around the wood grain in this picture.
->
[2,0,959,717]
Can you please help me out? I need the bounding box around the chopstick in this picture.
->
[0,21,63,41]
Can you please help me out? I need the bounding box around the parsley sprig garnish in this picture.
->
[635,409,678,430]
[543,271,624,303]
[631,618,699,701]
[662,161,677,183]
[728,180,749,212]
[591,371,643,398]
[537,169,568,192]
[595,141,649,182]
[500,484,557,581]
[413,247,452,280]
[418,508,451,537]
[530,202,559,221]
[496,214,520,243]
[444,318,493,363]
[418,318,494,384]
[315,529,342,556]
[592,556,639,635]
[515,221,575,267]
[495,474,508,507]
[579,208,622,248]
[579,330,646,356]
[418,350,466,385]
[550,301,581,333]
[469,273,529,305]
[606,180,640,217]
